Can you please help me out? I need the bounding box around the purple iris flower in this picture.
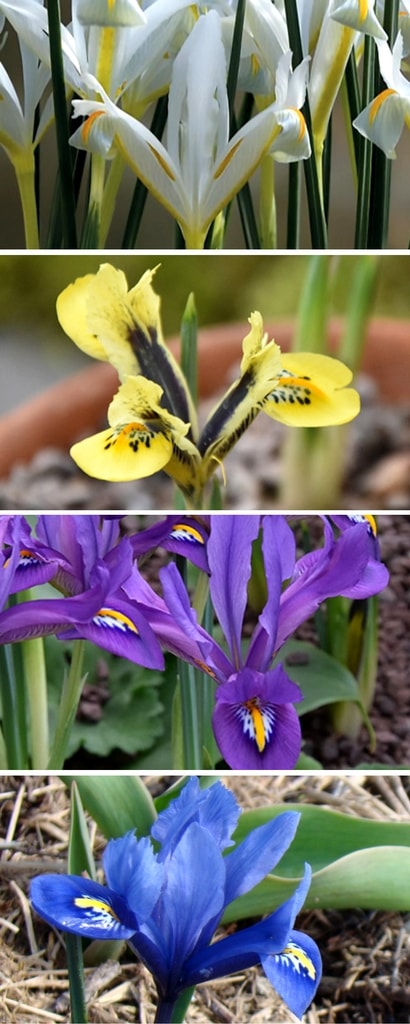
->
[130,515,210,572]
[159,515,389,769]
[30,778,321,1022]
[0,515,163,669]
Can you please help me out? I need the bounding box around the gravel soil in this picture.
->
[1,774,410,1024]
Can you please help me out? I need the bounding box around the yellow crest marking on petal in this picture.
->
[81,110,106,145]
[277,373,326,399]
[213,139,242,180]
[346,513,377,535]
[282,942,317,980]
[147,144,176,180]
[369,88,398,124]
[244,699,266,753]
[171,524,205,544]
[93,608,139,633]
[74,896,119,920]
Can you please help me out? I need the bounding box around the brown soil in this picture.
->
[1,775,410,1024]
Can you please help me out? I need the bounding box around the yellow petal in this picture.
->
[70,422,173,482]
[263,353,361,426]
[56,264,139,379]
[56,272,110,362]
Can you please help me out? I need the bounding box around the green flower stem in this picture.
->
[14,151,39,248]
[339,256,379,372]
[47,0,77,247]
[174,556,203,769]
[354,35,376,247]
[48,639,86,770]
[19,592,49,769]
[293,254,330,353]
[99,152,126,246]
[199,595,218,766]
[0,730,8,770]
[66,933,88,1024]
[259,154,277,248]
[332,596,379,740]
[0,643,29,768]
[226,0,246,127]
[81,154,106,247]
[284,0,327,247]
[343,49,361,174]
[178,660,203,770]
[367,0,399,247]
[287,162,301,249]
[22,639,49,769]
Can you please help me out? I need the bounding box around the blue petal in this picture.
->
[261,929,322,1018]
[224,810,300,905]
[30,874,137,939]
[181,867,313,989]
[151,778,240,856]
[155,822,226,990]
[103,832,163,920]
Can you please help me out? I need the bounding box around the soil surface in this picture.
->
[1,774,410,1024]
[0,374,409,511]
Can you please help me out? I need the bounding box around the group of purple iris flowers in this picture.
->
[0,513,388,769]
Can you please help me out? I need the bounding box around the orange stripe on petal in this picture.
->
[147,144,176,180]
[214,139,242,180]
[81,110,106,144]
[369,89,397,125]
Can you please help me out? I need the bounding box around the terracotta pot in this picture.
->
[0,318,408,478]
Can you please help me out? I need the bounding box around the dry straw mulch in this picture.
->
[1,774,410,1024]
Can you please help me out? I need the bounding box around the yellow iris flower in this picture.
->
[58,264,361,505]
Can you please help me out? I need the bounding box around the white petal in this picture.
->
[353,91,406,157]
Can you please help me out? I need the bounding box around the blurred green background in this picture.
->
[0,253,409,414]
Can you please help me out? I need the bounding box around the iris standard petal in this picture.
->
[156,822,226,990]
[212,666,302,770]
[277,520,388,647]
[224,810,300,906]
[151,777,240,856]
[207,516,261,671]
[30,874,137,939]
[245,515,295,671]
[103,832,164,919]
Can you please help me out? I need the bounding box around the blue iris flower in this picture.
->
[31,778,321,1022]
